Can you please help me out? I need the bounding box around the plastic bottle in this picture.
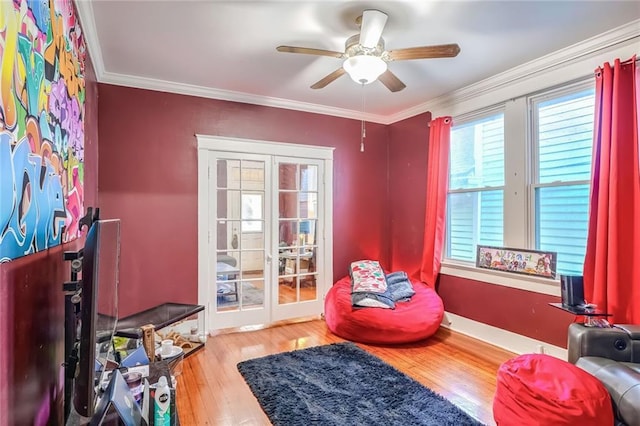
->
[153,376,171,426]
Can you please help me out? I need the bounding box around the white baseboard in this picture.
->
[442,312,568,360]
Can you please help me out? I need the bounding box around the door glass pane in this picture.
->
[278,276,297,305]
[216,251,240,280]
[216,279,240,312]
[216,190,226,218]
[216,221,241,251]
[278,248,297,305]
[278,220,298,247]
[277,248,317,304]
[241,193,263,232]
[241,194,262,219]
[217,190,241,219]
[299,220,316,246]
[279,192,298,218]
[299,193,317,218]
[216,278,265,312]
[216,249,240,313]
[277,254,287,278]
[240,250,264,278]
[300,165,317,191]
[217,160,228,189]
[241,220,262,233]
[279,163,297,190]
[241,279,264,309]
[242,160,264,190]
[299,248,316,302]
[242,220,262,233]
[217,159,240,190]
[300,273,317,302]
[241,228,264,250]
[278,249,295,277]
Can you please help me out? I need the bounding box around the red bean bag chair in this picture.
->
[493,354,613,426]
[324,275,444,344]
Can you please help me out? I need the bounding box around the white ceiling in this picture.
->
[77,1,640,123]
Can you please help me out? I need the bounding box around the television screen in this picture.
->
[73,219,121,418]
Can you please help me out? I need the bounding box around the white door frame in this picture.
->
[197,135,334,333]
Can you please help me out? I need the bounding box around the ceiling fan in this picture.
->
[276,9,460,92]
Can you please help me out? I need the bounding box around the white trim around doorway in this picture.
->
[196,134,334,333]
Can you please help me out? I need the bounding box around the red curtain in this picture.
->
[420,116,452,287]
[583,56,640,324]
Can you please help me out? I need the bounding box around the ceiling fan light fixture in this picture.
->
[342,55,387,85]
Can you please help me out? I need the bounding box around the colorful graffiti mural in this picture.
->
[0,0,86,261]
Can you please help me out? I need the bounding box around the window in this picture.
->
[446,112,505,262]
[445,81,595,277]
[531,88,595,275]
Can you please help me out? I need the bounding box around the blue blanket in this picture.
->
[386,271,416,302]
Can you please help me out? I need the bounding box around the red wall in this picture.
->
[0,241,81,425]
[387,112,431,277]
[0,51,99,425]
[437,275,572,347]
[97,84,390,317]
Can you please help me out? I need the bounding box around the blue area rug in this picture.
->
[237,342,484,426]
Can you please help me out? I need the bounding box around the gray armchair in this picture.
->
[568,324,640,426]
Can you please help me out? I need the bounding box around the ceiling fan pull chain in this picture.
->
[361,83,366,152]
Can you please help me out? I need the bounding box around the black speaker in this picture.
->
[560,275,584,307]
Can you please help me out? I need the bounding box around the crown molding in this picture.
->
[76,1,106,80]
[389,19,640,123]
[76,2,638,126]
[99,70,389,124]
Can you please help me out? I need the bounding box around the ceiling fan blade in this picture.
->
[276,46,344,58]
[311,68,346,89]
[378,70,406,92]
[387,44,461,61]
[359,9,388,48]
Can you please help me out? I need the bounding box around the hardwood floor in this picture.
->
[175,319,515,425]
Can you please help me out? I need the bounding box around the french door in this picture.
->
[197,136,333,331]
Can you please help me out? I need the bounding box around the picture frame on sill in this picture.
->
[476,245,557,279]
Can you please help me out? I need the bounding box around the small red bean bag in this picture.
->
[493,354,613,426]
[324,275,444,344]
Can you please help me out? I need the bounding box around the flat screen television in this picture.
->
[73,218,121,418]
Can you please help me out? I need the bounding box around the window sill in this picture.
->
[440,259,561,297]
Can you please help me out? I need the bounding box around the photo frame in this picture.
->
[476,245,557,279]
